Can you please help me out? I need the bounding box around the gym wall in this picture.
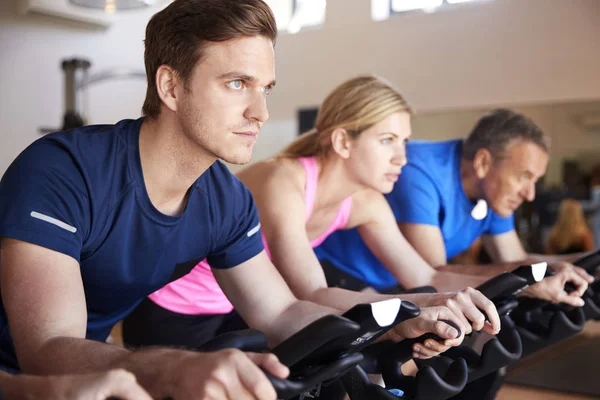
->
[411,100,600,185]
[1,0,599,180]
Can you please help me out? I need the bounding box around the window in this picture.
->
[372,0,489,21]
[264,0,326,34]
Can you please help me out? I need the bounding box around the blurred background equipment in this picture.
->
[69,0,156,11]
[38,57,145,133]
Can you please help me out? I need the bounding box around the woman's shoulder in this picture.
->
[237,157,306,195]
[351,187,383,204]
[347,188,389,226]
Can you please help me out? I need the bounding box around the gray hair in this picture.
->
[462,108,550,160]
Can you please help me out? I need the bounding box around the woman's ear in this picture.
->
[331,128,352,159]
[473,148,493,179]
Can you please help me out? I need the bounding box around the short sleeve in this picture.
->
[485,212,515,236]
[0,141,89,261]
[206,175,264,269]
[385,165,441,227]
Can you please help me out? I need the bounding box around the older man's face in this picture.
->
[482,139,549,217]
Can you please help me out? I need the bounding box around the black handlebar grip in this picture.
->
[196,329,268,353]
[266,353,364,399]
[573,249,600,274]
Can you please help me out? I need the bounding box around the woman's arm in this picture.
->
[242,168,499,335]
[249,166,395,310]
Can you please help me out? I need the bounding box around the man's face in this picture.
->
[176,36,275,165]
[481,139,549,217]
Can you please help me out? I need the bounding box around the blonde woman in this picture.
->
[123,76,501,356]
[547,199,595,255]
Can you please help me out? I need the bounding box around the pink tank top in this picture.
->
[148,157,353,315]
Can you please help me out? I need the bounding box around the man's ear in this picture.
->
[155,65,181,113]
[331,128,352,159]
[473,148,493,179]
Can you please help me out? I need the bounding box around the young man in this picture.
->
[0,2,290,398]
[0,1,496,399]
[316,109,593,304]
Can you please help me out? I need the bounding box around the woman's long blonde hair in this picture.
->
[279,75,411,158]
[547,199,590,252]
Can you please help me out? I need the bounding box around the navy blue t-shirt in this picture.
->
[0,118,264,371]
[315,139,514,289]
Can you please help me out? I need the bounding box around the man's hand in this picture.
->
[521,261,593,307]
[21,369,152,400]
[420,287,501,335]
[170,349,289,400]
[383,306,465,359]
[552,261,595,285]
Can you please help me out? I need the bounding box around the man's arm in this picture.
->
[0,238,287,400]
[212,251,338,346]
[483,230,593,274]
[481,230,528,263]
[402,223,592,301]
[390,152,592,306]
[212,245,496,347]
[396,222,447,267]
[483,229,593,265]
[400,224,529,276]
[482,230,594,304]
[399,222,588,305]
[1,238,124,375]
[354,191,487,291]
[0,369,153,400]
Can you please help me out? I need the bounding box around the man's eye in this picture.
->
[381,137,393,144]
[228,80,243,90]
[261,86,272,95]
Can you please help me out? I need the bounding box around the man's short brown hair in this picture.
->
[142,0,277,119]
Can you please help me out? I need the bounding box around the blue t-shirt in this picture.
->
[0,118,263,372]
[315,139,514,289]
